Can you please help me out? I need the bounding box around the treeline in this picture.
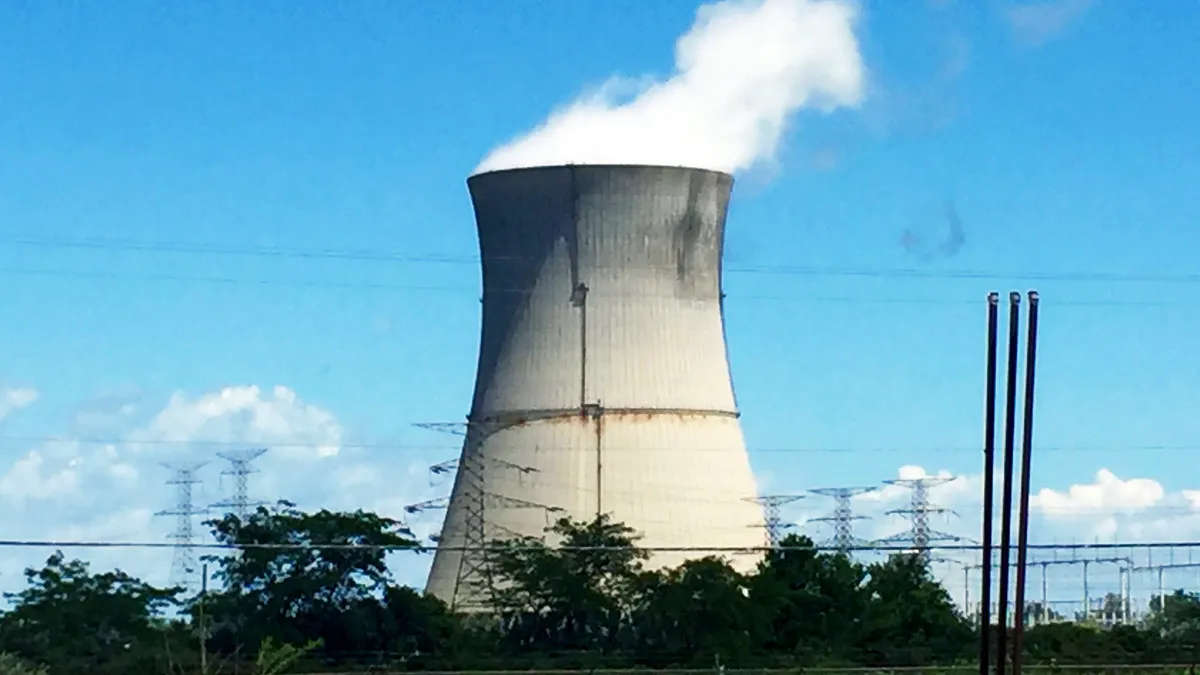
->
[2,502,1200,675]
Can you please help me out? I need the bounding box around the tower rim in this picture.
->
[468,163,735,184]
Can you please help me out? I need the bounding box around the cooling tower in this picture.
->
[426,164,767,611]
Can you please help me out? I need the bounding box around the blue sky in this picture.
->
[2,0,1200,603]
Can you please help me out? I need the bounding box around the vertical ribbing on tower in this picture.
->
[155,461,208,591]
[807,486,877,554]
[211,448,268,521]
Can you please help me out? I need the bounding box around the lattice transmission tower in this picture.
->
[405,497,450,546]
[877,476,963,562]
[415,421,559,611]
[155,461,208,591]
[745,495,805,547]
[807,486,877,554]
[210,448,268,521]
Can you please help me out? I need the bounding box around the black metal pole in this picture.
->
[200,562,208,675]
[980,292,1000,675]
[995,291,1021,675]
[1011,291,1040,675]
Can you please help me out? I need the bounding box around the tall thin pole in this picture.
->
[980,292,1000,675]
[1041,564,1048,625]
[996,291,1021,675]
[1011,291,1040,675]
[199,562,209,675]
[965,565,972,619]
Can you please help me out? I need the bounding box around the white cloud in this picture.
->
[0,385,440,593]
[0,387,38,421]
[132,385,342,460]
[69,386,143,436]
[840,465,1200,546]
[792,465,1200,574]
[475,0,865,175]
[1033,469,1165,513]
[1002,0,1094,46]
[0,448,82,502]
[796,465,1200,615]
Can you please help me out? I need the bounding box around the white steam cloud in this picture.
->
[474,0,866,176]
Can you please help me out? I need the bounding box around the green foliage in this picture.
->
[197,499,421,659]
[750,534,870,662]
[0,552,182,675]
[0,652,46,675]
[636,556,758,665]
[253,636,321,675]
[858,553,973,666]
[491,514,647,654]
[5,506,1200,672]
[481,519,974,669]
[1149,590,1200,642]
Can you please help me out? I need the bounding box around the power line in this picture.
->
[1,539,1200,553]
[3,434,1199,455]
[6,265,1200,308]
[6,232,1200,286]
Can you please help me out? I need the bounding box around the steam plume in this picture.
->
[474,0,866,175]
[901,202,966,262]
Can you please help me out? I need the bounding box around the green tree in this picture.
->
[634,556,759,667]
[377,585,465,667]
[858,553,972,666]
[0,652,47,675]
[1144,590,1200,662]
[199,500,422,663]
[251,636,321,675]
[0,552,182,675]
[489,514,647,658]
[1019,621,1165,665]
[750,534,868,664]
[10,510,1190,670]
[1149,590,1200,638]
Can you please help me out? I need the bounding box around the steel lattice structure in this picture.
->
[745,495,804,547]
[877,476,963,563]
[155,461,208,591]
[807,486,877,554]
[416,421,557,611]
[210,448,267,521]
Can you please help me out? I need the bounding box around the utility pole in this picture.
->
[979,291,1000,675]
[981,291,1042,675]
[969,556,1132,628]
[197,562,209,675]
[1011,291,1041,675]
[1133,562,1200,619]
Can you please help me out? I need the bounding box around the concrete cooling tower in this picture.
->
[425,164,767,611]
